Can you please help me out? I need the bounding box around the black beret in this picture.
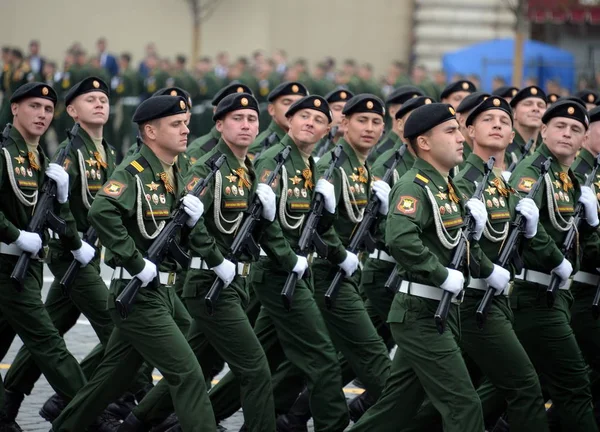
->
[492,86,519,99]
[342,94,385,118]
[267,81,308,102]
[385,85,424,105]
[456,92,490,114]
[152,87,192,109]
[10,82,57,106]
[575,89,599,106]
[394,96,433,120]
[213,93,259,122]
[324,87,354,104]
[547,93,561,104]
[589,106,600,124]
[404,103,457,140]
[65,76,109,106]
[542,99,589,130]
[285,95,332,122]
[466,96,513,127]
[509,86,546,107]
[212,81,253,106]
[133,95,188,124]
[440,80,476,100]
[563,96,587,110]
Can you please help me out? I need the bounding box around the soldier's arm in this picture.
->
[0,156,22,243]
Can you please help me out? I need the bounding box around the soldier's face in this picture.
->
[68,91,109,126]
[153,114,189,153]
[329,102,346,129]
[269,95,304,130]
[343,113,385,152]
[420,120,464,170]
[469,110,514,152]
[514,98,546,129]
[541,117,585,163]
[217,109,259,149]
[443,91,470,110]
[288,109,330,149]
[11,97,54,138]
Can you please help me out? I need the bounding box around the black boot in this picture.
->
[0,413,23,432]
[3,390,24,422]
[275,387,310,432]
[88,410,124,432]
[150,413,180,432]
[39,393,67,422]
[118,413,148,432]
[107,392,137,420]
[348,391,375,423]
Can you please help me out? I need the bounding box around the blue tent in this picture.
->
[442,38,575,92]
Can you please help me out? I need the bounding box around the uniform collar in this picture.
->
[267,120,287,141]
[513,128,543,149]
[210,126,221,140]
[280,134,313,173]
[139,143,174,178]
[577,147,596,170]
[340,138,368,171]
[214,138,252,172]
[413,157,453,192]
[536,143,571,175]
[464,152,486,175]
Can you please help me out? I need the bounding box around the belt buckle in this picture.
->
[240,263,250,278]
[167,272,176,286]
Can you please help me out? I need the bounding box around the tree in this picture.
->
[185,0,223,64]
[502,0,528,87]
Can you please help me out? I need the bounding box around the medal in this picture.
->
[159,194,166,204]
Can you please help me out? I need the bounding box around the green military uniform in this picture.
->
[368,130,402,164]
[508,142,597,431]
[54,66,83,143]
[113,66,143,159]
[504,129,543,171]
[0,60,34,127]
[51,98,214,432]
[190,71,221,138]
[248,120,286,159]
[143,68,169,97]
[208,133,349,432]
[187,126,220,165]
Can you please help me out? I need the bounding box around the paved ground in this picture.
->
[1,266,360,431]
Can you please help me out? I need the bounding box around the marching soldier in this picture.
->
[508,100,598,431]
[0,49,34,127]
[113,53,143,160]
[247,81,308,158]
[312,87,354,157]
[439,79,476,110]
[50,95,215,432]
[0,83,87,431]
[492,86,519,104]
[351,103,490,432]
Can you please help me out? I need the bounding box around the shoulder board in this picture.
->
[531,154,546,170]
[413,171,430,188]
[574,158,592,176]
[200,137,219,152]
[462,166,480,183]
[125,156,150,174]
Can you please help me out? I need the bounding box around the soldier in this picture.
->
[312,87,354,157]
[440,79,476,110]
[504,86,547,169]
[546,93,561,107]
[142,55,169,98]
[113,53,143,160]
[455,91,490,169]
[508,100,598,431]
[50,95,214,432]
[492,85,519,104]
[351,103,490,432]
[190,57,223,139]
[0,83,88,431]
[0,49,34,127]
[247,81,308,158]
[575,89,599,110]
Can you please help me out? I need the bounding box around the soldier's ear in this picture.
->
[467,124,475,141]
[417,135,430,153]
[267,103,275,117]
[540,123,548,142]
[215,119,224,133]
[10,102,18,116]
[66,104,76,119]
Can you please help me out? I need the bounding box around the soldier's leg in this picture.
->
[513,284,597,432]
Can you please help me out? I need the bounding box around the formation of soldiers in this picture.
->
[3,45,600,432]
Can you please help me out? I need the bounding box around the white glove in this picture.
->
[485,264,511,295]
[71,241,95,266]
[46,163,69,204]
[315,179,336,214]
[14,230,42,254]
[552,258,573,287]
[212,259,236,287]
[372,180,391,215]
[515,198,539,238]
[182,194,204,227]
[256,183,276,222]
[501,171,511,182]
[440,268,465,297]
[338,251,359,277]
[466,199,487,241]
[579,186,599,227]
[292,255,309,278]
[134,258,157,288]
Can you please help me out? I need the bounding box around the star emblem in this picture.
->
[553,180,562,190]
[14,155,25,164]
[349,173,360,182]
[226,173,238,183]
[85,158,97,167]
[485,186,497,195]
[289,175,302,185]
[146,181,160,191]
[436,191,447,200]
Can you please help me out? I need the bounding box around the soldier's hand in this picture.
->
[515,197,539,238]
[338,251,359,277]
[578,186,599,227]
[440,268,464,297]
[466,199,487,240]
[182,194,204,227]
[292,255,309,278]
[372,180,391,214]
[315,179,336,214]
[212,259,236,287]
[552,258,573,287]
[46,163,69,204]
[134,259,157,288]
[485,264,510,295]
[256,183,276,222]
[14,230,42,254]
[71,241,95,267]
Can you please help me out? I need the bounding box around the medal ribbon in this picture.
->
[159,172,174,194]
[94,151,108,169]
[28,152,40,171]
[302,168,314,190]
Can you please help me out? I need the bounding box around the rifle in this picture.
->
[507,138,534,173]
[548,154,600,307]
[252,132,278,161]
[434,156,495,334]
[475,157,552,328]
[11,123,80,291]
[315,126,339,159]
[0,123,12,149]
[280,143,343,311]
[60,226,98,296]
[384,266,402,293]
[204,146,292,315]
[115,154,226,319]
[324,144,407,309]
